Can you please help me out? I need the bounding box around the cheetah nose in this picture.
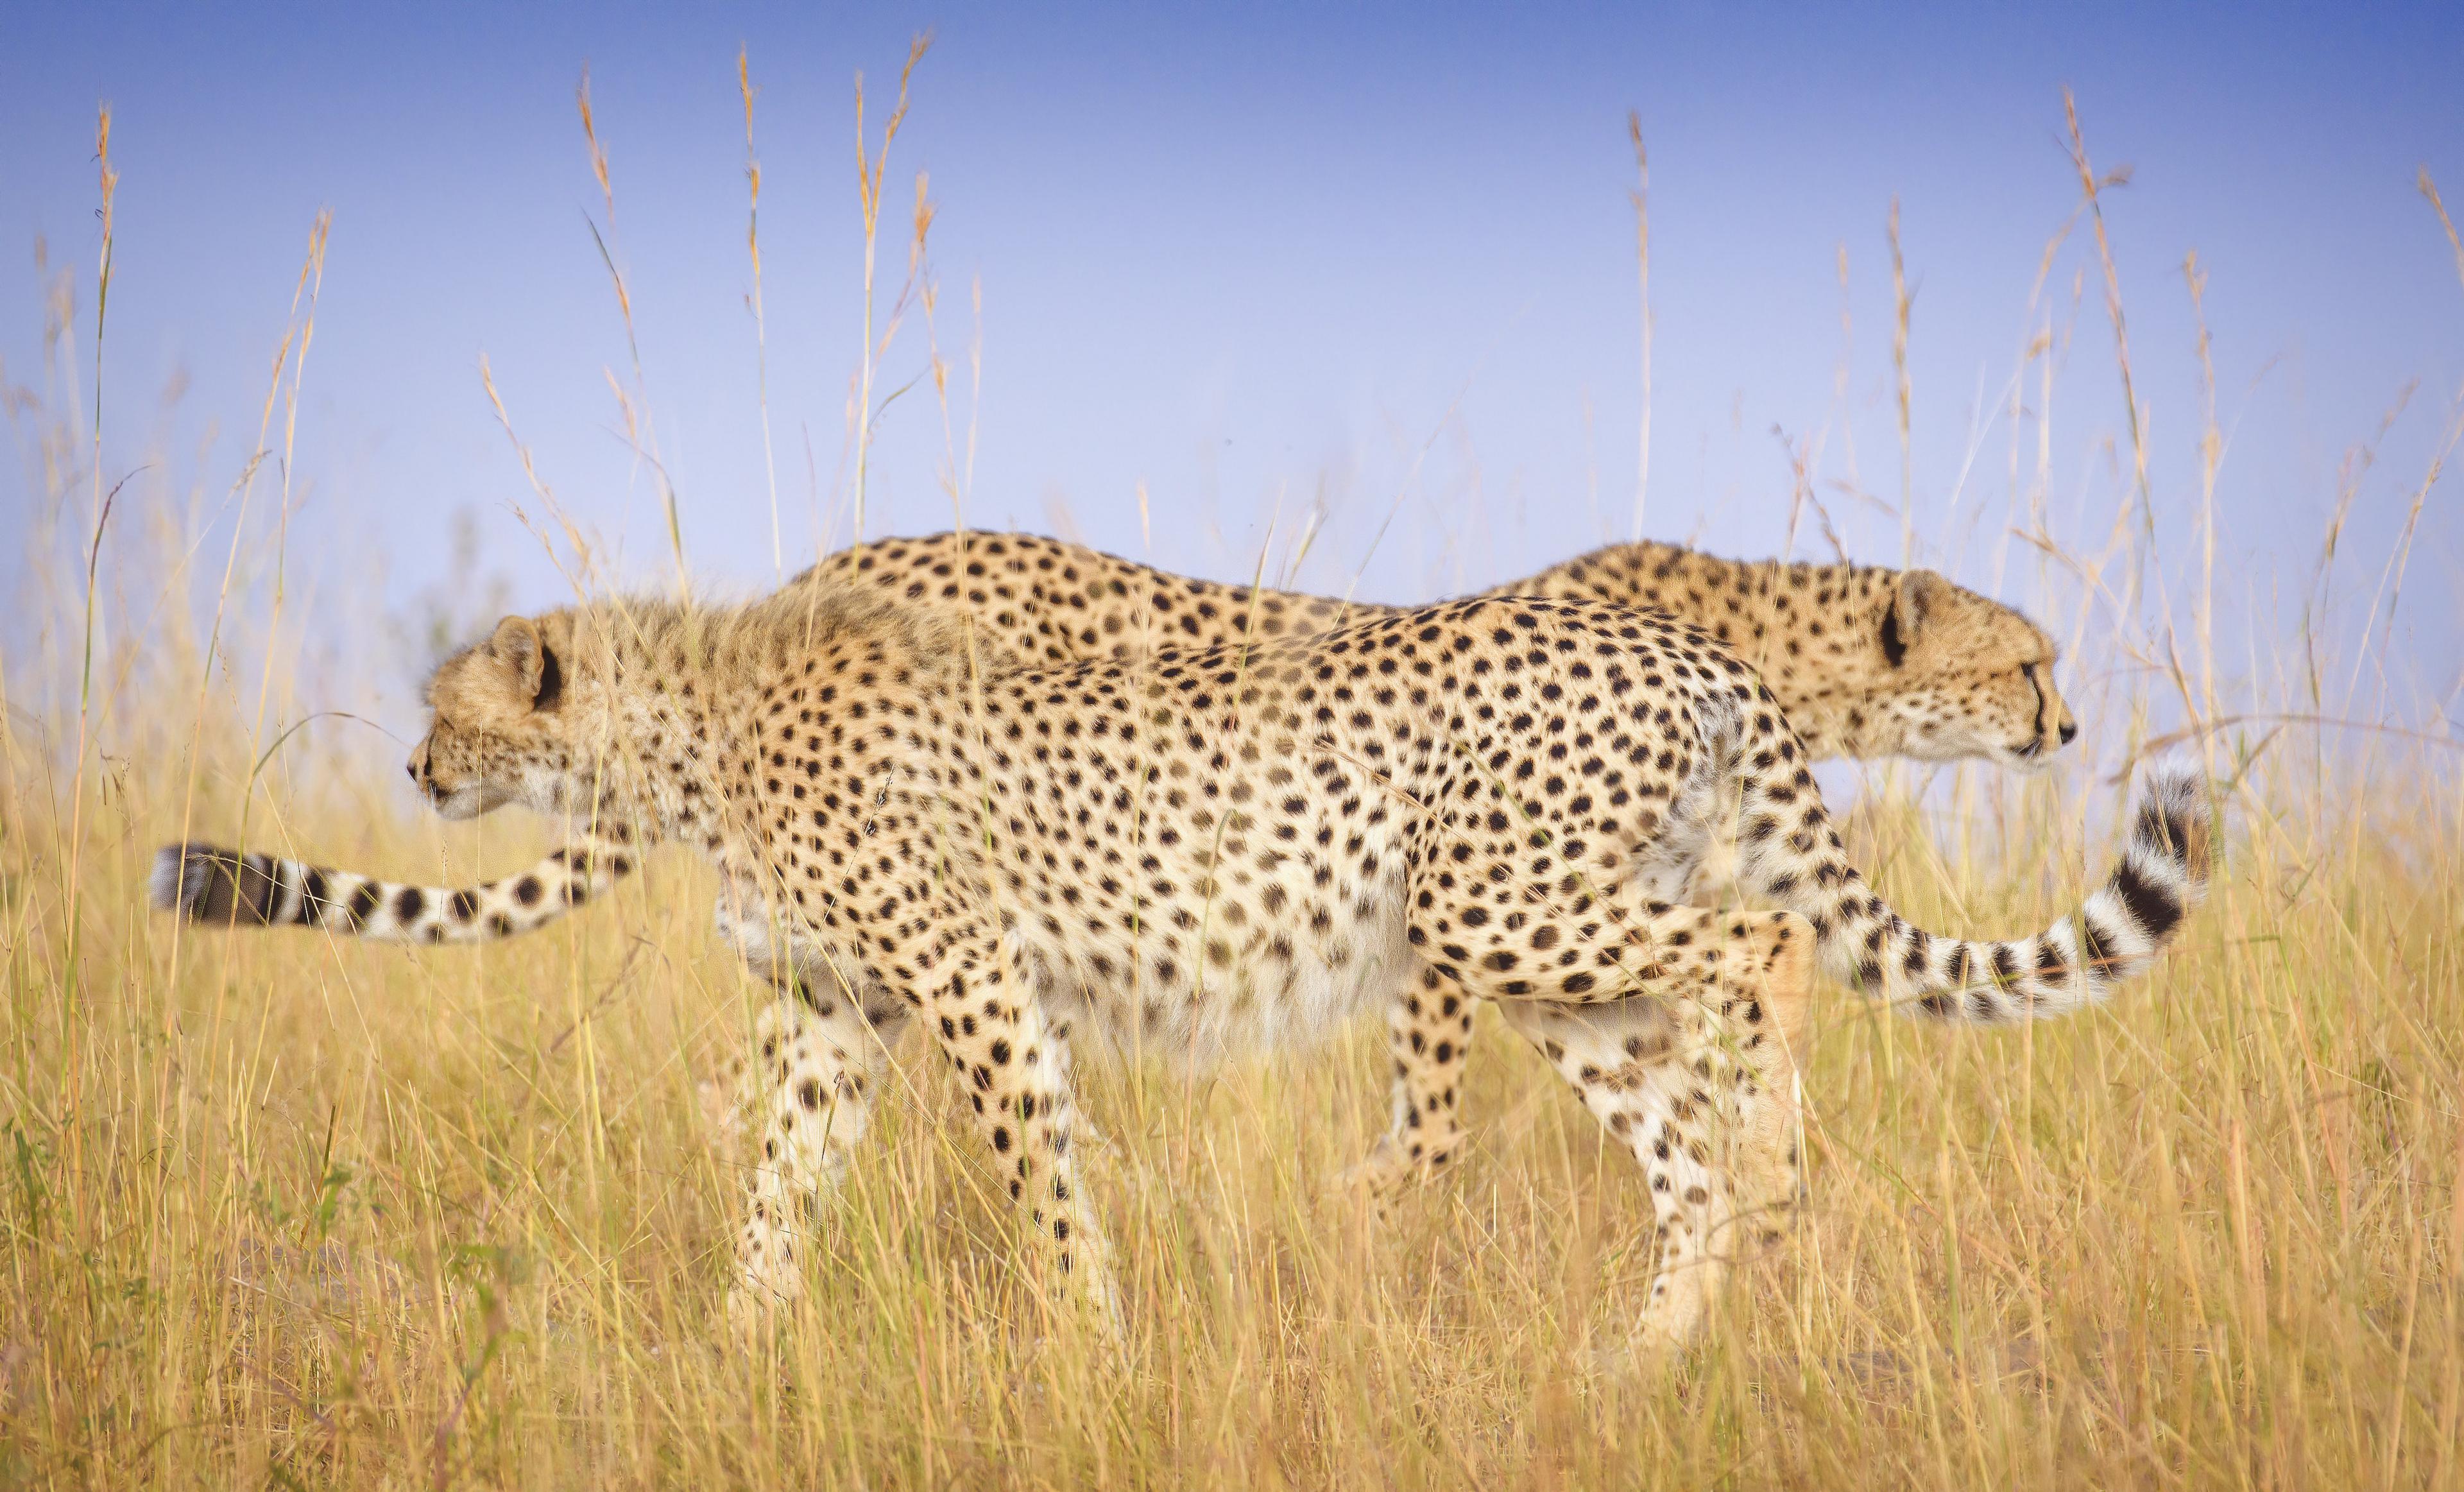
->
[2058,719,2078,746]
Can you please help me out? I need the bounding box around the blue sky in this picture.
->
[4,1,2460,730]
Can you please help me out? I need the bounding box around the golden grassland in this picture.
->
[6,70,2464,1491]
[1,563,2460,1489]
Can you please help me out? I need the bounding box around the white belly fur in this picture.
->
[1020,867,1414,1072]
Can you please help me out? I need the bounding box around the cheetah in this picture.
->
[798,531,2080,770]
[151,533,2081,1200]
[155,578,2210,1346]
[795,531,2083,1187]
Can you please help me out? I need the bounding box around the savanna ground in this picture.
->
[5,71,2464,1492]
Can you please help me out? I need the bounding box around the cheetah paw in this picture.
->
[697,1071,757,1142]
[1333,1141,1428,1217]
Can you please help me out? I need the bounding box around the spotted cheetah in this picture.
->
[155,578,2209,1346]
[793,531,2082,1187]
[151,533,2082,1200]
[800,531,2080,770]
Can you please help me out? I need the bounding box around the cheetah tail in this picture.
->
[1741,761,2216,1022]
[148,832,641,943]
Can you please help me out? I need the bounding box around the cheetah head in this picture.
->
[1872,572,2077,771]
[408,614,577,820]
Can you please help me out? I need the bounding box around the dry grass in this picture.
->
[4,80,2463,1492]
[4,621,2458,1491]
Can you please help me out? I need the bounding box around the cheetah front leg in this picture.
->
[728,970,907,1316]
[701,972,909,1146]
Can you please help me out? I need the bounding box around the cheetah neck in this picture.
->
[1515,542,1906,760]
[559,585,996,885]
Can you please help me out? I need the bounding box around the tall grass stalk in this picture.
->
[2064,89,2155,613]
[740,50,783,579]
[61,107,116,1035]
[576,69,687,593]
[1627,110,1652,544]
[848,34,930,547]
[1887,196,1913,564]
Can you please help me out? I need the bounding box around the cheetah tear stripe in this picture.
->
[150,835,639,943]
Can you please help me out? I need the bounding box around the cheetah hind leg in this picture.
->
[887,925,1123,1339]
[1335,837,1762,1208]
[698,999,785,1144]
[1339,961,1479,1211]
[1485,909,1814,1359]
[1340,857,1755,1210]
[726,982,905,1323]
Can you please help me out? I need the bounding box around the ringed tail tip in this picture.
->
[2135,760,2217,880]
[148,843,262,925]
[150,844,203,914]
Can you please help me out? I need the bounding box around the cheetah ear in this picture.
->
[487,615,559,710]
[1882,570,1949,666]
